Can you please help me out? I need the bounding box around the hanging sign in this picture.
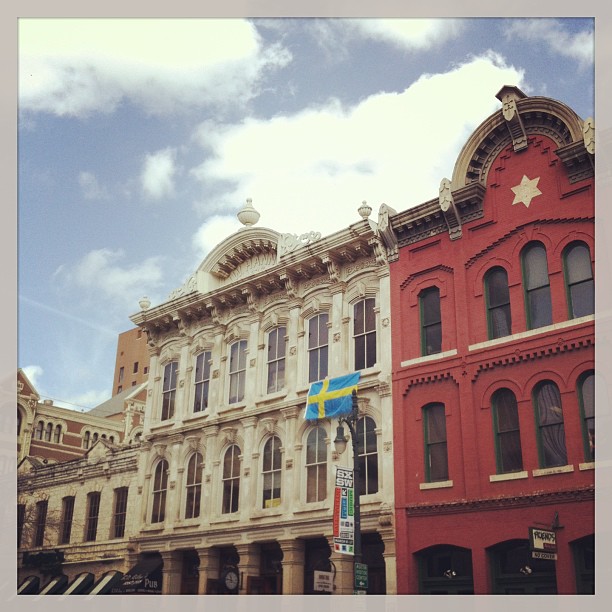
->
[529,527,558,560]
[333,466,355,555]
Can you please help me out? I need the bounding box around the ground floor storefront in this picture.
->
[394,490,594,594]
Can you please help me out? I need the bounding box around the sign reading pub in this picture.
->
[529,527,558,561]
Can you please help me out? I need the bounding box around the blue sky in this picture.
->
[17,17,595,411]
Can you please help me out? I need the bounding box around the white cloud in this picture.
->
[22,365,43,388]
[18,18,292,117]
[56,248,165,311]
[79,171,108,200]
[141,148,178,200]
[503,19,593,65]
[190,53,523,246]
[346,18,465,50]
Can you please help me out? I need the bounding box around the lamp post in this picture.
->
[333,389,362,592]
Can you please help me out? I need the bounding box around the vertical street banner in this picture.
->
[333,466,355,555]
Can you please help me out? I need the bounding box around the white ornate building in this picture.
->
[18,201,397,595]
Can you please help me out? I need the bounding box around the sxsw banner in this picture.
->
[333,466,355,555]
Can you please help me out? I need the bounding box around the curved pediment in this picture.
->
[451,86,587,189]
[197,226,281,292]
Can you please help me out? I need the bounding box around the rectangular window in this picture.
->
[85,492,101,542]
[308,313,329,383]
[112,487,128,539]
[229,341,247,404]
[133,361,139,373]
[34,500,48,547]
[119,366,124,383]
[267,327,286,393]
[420,288,442,356]
[60,496,75,544]
[194,351,212,413]
[354,298,376,370]
[162,361,179,420]
[17,504,25,548]
[144,366,149,374]
[424,404,448,482]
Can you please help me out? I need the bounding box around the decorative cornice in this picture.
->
[404,485,594,516]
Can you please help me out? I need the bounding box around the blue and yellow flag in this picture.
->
[305,373,360,420]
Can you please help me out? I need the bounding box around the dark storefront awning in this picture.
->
[63,572,95,595]
[38,574,69,595]
[112,555,163,594]
[88,570,124,595]
[17,575,40,595]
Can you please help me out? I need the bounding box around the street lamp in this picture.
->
[333,389,362,592]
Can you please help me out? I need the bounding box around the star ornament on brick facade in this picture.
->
[511,175,542,208]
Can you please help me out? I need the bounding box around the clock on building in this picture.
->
[222,567,239,593]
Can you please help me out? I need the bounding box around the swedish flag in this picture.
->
[305,373,361,420]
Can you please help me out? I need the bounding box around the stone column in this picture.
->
[236,543,261,594]
[160,550,183,595]
[279,538,305,595]
[380,525,397,595]
[196,547,220,594]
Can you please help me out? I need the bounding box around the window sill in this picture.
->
[250,507,284,519]
[293,503,331,514]
[209,515,241,526]
[401,350,458,368]
[532,465,574,477]
[140,524,165,533]
[579,462,595,471]
[419,480,453,490]
[489,471,529,482]
[468,314,594,351]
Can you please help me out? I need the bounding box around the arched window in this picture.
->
[306,427,327,503]
[308,313,329,383]
[185,452,203,519]
[262,436,282,508]
[222,445,241,514]
[419,287,442,355]
[109,435,115,444]
[83,431,91,449]
[53,425,62,444]
[354,298,377,369]
[92,432,99,444]
[35,420,44,440]
[533,381,567,468]
[162,361,179,420]
[491,389,523,473]
[101,434,107,440]
[522,242,552,329]
[423,403,448,482]
[194,351,212,413]
[228,341,247,404]
[151,459,169,523]
[17,409,22,436]
[266,327,286,394]
[577,371,595,461]
[44,423,53,442]
[484,267,512,339]
[357,416,378,494]
[563,242,594,318]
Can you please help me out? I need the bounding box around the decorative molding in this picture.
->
[277,231,322,259]
[405,486,594,516]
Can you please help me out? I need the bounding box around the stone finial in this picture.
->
[237,198,260,227]
[358,200,372,219]
[583,117,595,155]
[139,296,151,310]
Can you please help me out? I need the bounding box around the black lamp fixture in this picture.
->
[333,389,363,591]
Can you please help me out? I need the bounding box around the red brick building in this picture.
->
[112,327,150,396]
[382,87,594,594]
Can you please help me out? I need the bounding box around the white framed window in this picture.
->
[162,361,179,420]
[305,426,327,502]
[267,327,286,393]
[222,445,241,514]
[151,459,169,523]
[185,452,203,519]
[308,313,329,383]
[262,436,282,508]
[229,341,247,404]
[194,351,211,413]
[354,298,376,369]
